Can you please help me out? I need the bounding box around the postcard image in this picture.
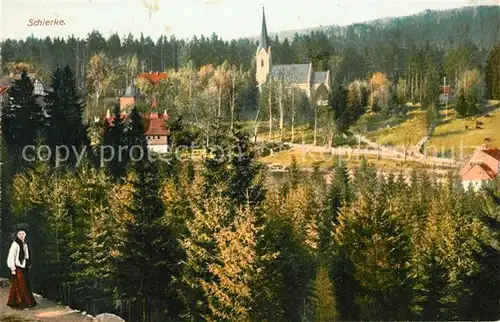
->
[1,1,500,321]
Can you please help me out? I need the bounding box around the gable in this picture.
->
[469,149,500,175]
[461,163,496,181]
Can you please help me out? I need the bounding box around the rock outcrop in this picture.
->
[94,313,126,322]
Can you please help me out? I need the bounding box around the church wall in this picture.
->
[256,48,271,87]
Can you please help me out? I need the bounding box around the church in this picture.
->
[255,8,332,105]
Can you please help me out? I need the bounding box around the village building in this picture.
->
[120,82,143,110]
[137,71,167,85]
[255,7,332,105]
[0,72,49,107]
[459,146,500,190]
[103,109,170,147]
[119,71,166,110]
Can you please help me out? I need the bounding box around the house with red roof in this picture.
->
[459,146,500,190]
[104,110,169,146]
[137,71,167,86]
[119,72,166,110]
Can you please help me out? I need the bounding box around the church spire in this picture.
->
[260,6,269,52]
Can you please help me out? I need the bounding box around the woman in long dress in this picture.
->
[6,229,37,310]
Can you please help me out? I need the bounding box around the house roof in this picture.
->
[144,114,170,136]
[460,162,496,181]
[482,148,500,161]
[0,73,49,93]
[137,72,167,86]
[459,146,500,181]
[0,86,9,95]
[104,112,169,136]
[269,64,310,84]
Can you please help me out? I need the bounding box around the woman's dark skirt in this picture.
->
[7,266,37,309]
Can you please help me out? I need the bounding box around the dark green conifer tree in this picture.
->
[102,105,128,181]
[2,71,46,172]
[45,66,86,167]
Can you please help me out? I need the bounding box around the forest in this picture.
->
[2,5,500,89]
[1,4,500,322]
[1,68,500,322]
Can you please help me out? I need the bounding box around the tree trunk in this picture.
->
[419,72,423,104]
[291,90,295,143]
[279,82,284,142]
[231,75,235,131]
[218,78,222,118]
[268,85,272,140]
[253,105,261,143]
[410,68,414,101]
[313,103,317,146]
[404,76,407,102]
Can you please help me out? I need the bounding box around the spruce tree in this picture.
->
[2,71,46,172]
[45,66,86,167]
[288,155,300,189]
[102,105,128,181]
[181,194,233,321]
[308,265,340,322]
[115,158,181,321]
[228,124,266,208]
[116,107,182,320]
[201,204,278,321]
[485,43,500,100]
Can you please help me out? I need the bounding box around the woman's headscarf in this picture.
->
[14,230,27,263]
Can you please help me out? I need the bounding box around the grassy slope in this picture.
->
[426,100,500,160]
[363,109,428,148]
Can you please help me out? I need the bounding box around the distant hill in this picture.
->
[248,5,500,49]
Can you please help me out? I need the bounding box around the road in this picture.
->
[256,134,461,169]
[0,278,93,321]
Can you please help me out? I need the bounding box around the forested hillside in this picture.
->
[2,5,499,88]
[268,5,500,49]
[1,70,500,321]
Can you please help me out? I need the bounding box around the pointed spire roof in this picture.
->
[259,6,269,52]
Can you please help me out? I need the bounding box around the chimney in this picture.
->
[9,72,14,78]
[163,109,167,116]
[149,71,152,74]
[106,109,110,118]
[156,71,159,75]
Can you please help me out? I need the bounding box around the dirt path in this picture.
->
[0,279,93,322]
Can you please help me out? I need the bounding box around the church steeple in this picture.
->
[260,6,269,52]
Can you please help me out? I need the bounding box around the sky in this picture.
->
[1,0,498,41]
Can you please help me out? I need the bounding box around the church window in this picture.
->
[261,59,264,67]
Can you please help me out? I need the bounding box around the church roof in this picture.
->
[258,7,269,52]
[270,64,310,84]
[124,82,141,98]
[313,71,328,85]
